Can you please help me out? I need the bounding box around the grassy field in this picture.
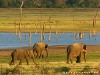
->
[0,45,100,75]
[0,53,100,75]
[0,8,100,32]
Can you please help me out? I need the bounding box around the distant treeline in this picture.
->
[0,0,100,8]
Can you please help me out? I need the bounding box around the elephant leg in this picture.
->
[76,56,80,63]
[41,51,44,58]
[9,60,13,65]
[9,57,13,65]
[36,51,41,58]
[32,57,37,65]
[78,53,82,63]
[70,58,73,63]
[67,54,73,63]
[42,54,44,58]
[10,60,15,65]
[33,50,37,58]
[37,53,41,58]
[34,52,37,58]
[10,55,16,65]
[26,58,29,65]
[67,57,70,63]
[38,51,42,58]
[67,54,70,63]
[45,48,48,58]
[67,57,73,63]
[11,57,16,65]
[39,53,42,58]
[76,53,82,63]
[19,60,23,65]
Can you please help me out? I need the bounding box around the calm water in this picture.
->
[0,32,100,48]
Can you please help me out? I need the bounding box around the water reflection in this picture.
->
[0,32,100,48]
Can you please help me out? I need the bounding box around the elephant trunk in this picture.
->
[83,50,86,62]
[45,48,48,58]
[45,44,48,58]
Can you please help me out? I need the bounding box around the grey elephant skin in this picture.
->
[33,42,48,58]
[66,43,87,63]
[9,49,36,65]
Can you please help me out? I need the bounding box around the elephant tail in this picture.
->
[67,45,71,53]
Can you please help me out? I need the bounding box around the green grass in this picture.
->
[0,53,100,64]
[45,53,100,62]
[0,53,100,75]
[0,8,100,32]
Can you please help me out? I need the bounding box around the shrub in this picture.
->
[41,66,50,74]
[54,66,70,73]
[4,65,24,75]
[81,66,91,72]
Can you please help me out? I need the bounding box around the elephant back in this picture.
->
[67,43,84,53]
[73,43,83,50]
[14,49,28,59]
[35,42,48,49]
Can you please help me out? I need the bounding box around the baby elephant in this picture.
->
[66,43,87,63]
[33,42,48,58]
[9,49,37,65]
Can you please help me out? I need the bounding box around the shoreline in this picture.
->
[0,45,100,56]
[0,44,100,50]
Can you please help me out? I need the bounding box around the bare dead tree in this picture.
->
[74,33,79,40]
[34,22,38,35]
[79,32,83,39]
[89,29,92,38]
[28,30,32,45]
[18,0,23,41]
[92,10,98,35]
[15,21,17,35]
[40,25,43,42]
[40,22,45,42]
[42,22,45,40]
[54,21,58,38]
[88,22,92,38]
[72,8,80,40]
[48,16,52,41]
[92,19,96,35]
[23,22,26,40]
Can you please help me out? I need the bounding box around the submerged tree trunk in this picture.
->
[18,1,23,41]
[28,31,32,45]
[79,32,83,39]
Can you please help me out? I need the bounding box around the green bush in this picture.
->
[41,66,50,74]
[54,66,70,73]
[81,66,91,72]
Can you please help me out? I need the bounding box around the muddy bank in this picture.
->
[0,45,100,56]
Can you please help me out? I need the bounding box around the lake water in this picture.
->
[0,32,100,48]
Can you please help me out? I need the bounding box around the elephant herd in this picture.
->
[9,42,48,65]
[9,42,87,65]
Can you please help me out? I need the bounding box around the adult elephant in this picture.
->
[66,43,87,63]
[9,49,37,65]
[33,42,48,58]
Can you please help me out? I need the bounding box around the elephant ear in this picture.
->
[83,45,87,50]
[45,44,48,48]
[81,43,87,50]
[82,44,87,53]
